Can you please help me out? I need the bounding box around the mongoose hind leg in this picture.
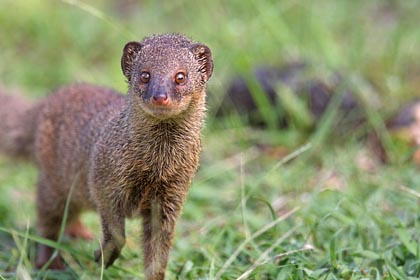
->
[35,175,79,270]
[37,215,91,269]
[35,211,66,270]
[36,243,65,270]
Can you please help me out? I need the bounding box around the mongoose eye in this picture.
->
[140,72,150,83]
[175,72,186,85]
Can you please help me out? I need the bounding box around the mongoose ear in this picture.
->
[190,44,213,81]
[121,41,143,82]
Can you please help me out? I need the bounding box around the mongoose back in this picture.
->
[0,34,213,280]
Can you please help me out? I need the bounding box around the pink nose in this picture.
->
[152,94,169,106]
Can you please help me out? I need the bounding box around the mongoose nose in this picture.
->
[152,92,170,106]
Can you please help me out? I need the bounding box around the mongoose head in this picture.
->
[121,34,213,120]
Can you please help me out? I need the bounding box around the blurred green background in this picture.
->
[1,0,420,279]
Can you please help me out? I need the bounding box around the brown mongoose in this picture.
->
[0,34,213,280]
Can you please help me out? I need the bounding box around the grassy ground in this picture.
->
[1,0,420,279]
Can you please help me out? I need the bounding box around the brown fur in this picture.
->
[0,87,41,159]
[0,34,213,279]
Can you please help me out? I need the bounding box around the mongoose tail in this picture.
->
[0,88,41,160]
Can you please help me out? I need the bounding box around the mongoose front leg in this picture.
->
[94,208,126,268]
[142,196,184,280]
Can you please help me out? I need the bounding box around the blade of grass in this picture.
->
[209,257,216,280]
[399,185,420,199]
[238,243,315,280]
[236,226,297,280]
[265,142,312,178]
[396,226,419,257]
[38,173,80,276]
[60,0,134,38]
[329,236,337,268]
[0,227,75,252]
[16,265,32,280]
[385,256,409,280]
[243,142,312,201]
[276,83,314,131]
[16,219,32,275]
[98,238,104,280]
[240,154,251,240]
[215,207,299,279]
[244,71,279,130]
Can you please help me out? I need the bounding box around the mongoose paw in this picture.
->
[94,243,121,268]
[65,220,94,240]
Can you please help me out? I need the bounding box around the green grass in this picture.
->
[1,0,420,279]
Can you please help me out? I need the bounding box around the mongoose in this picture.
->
[0,34,213,280]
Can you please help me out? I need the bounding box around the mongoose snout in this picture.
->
[147,78,173,106]
[151,91,170,106]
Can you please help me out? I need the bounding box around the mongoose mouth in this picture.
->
[141,101,185,119]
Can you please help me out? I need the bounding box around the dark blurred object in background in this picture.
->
[389,99,420,131]
[215,62,361,130]
[370,99,420,164]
